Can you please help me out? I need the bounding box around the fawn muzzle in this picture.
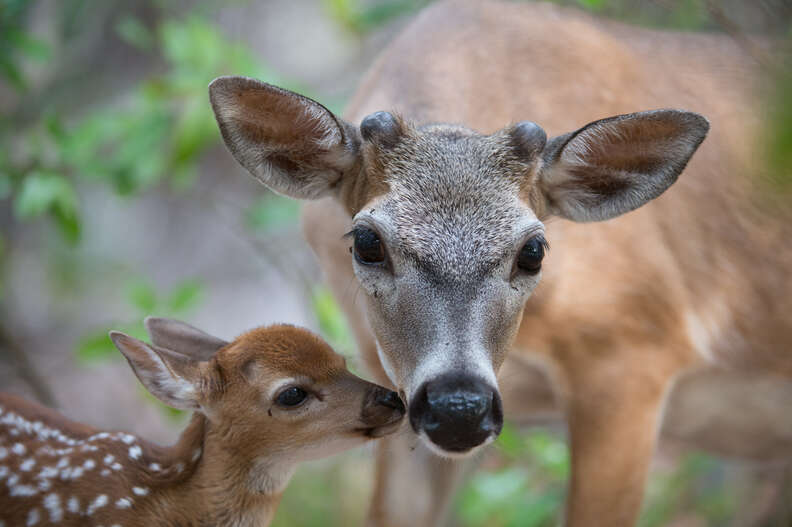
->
[409,373,503,453]
[359,385,406,438]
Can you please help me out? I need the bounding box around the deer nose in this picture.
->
[409,373,503,453]
[375,389,405,412]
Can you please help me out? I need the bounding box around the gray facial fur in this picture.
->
[351,124,545,423]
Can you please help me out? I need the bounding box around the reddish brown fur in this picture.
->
[0,324,403,527]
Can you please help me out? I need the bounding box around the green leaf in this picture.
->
[76,323,148,364]
[576,0,606,11]
[76,330,118,363]
[0,55,25,90]
[8,30,51,62]
[52,202,81,243]
[166,280,204,313]
[495,422,527,458]
[245,194,300,232]
[116,15,154,51]
[126,281,158,313]
[12,171,81,243]
[311,286,354,355]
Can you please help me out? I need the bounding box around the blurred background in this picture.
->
[1,0,791,525]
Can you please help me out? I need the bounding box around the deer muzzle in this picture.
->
[408,372,503,453]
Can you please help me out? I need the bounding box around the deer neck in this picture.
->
[155,413,289,527]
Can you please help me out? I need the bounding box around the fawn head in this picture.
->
[209,77,708,456]
[110,319,405,467]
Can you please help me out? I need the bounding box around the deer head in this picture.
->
[209,77,709,456]
[112,319,405,474]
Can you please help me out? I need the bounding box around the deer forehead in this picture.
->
[362,127,542,280]
[223,325,346,384]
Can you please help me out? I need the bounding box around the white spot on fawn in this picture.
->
[100,469,111,476]
[12,443,26,456]
[115,497,132,509]
[87,494,108,515]
[83,459,96,470]
[0,447,7,460]
[20,458,35,471]
[67,496,80,514]
[132,486,149,496]
[111,462,122,471]
[121,434,135,445]
[10,482,38,497]
[103,454,114,465]
[148,462,161,471]
[26,508,40,526]
[44,493,63,522]
[128,445,142,460]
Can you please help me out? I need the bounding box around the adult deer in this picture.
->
[0,319,404,527]
[210,1,792,525]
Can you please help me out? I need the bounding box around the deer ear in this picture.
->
[144,317,227,362]
[540,109,709,222]
[209,76,360,199]
[110,331,203,411]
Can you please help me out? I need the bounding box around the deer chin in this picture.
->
[416,429,497,459]
[357,417,405,439]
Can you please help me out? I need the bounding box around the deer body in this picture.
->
[0,321,404,527]
[210,1,792,525]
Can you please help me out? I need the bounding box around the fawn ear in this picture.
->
[209,76,360,199]
[110,331,203,411]
[539,109,709,222]
[144,317,228,362]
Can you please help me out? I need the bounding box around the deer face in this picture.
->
[212,325,406,461]
[111,320,405,468]
[209,77,709,456]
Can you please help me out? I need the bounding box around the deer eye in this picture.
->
[275,387,308,408]
[353,226,386,265]
[516,236,547,274]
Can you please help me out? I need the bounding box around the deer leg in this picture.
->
[561,350,686,527]
[367,432,478,527]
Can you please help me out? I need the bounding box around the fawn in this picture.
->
[0,318,405,526]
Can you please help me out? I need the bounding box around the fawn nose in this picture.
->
[409,373,503,453]
[375,389,405,412]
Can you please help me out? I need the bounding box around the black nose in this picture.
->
[375,389,406,413]
[409,373,503,453]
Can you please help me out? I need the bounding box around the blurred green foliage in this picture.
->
[0,0,51,90]
[640,454,737,527]
[312,286,356,359]
[765,65,792,195]
[0,4,289,247]
[76,278,204,364]
[1,1,791,526]
[245,194,301,233]
[323,0,429,34]
[457,425,569,527]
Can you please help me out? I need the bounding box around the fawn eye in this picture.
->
[275,387,308,407]
[516,236,547,274]
[353,227,386,265]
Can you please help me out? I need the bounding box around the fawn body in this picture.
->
[209,1,792,525]
[0,319,404,527]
